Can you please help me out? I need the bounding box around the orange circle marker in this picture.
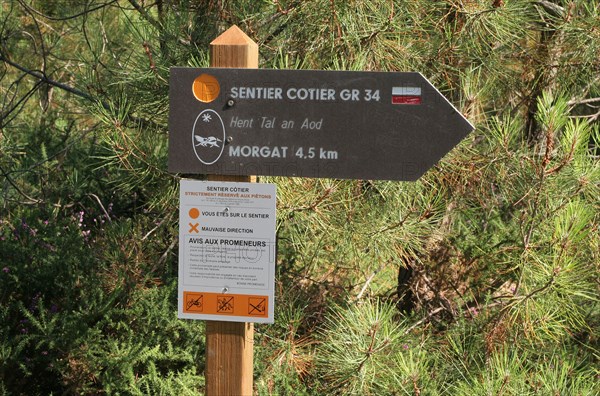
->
[189,208,200,219]
[192,74,220,103]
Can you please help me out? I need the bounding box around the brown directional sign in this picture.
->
[169,68,473,181]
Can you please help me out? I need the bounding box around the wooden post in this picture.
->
[205,25,258,396]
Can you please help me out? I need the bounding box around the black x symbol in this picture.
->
[249,299,266,314]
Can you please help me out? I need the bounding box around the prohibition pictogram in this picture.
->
[248,297,266,315]
[189,222,199,233]
[217,296,234,313]
[185,293,203,312]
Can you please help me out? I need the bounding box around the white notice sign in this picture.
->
[178,179,276,323]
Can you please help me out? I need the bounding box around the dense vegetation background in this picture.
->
[1,0,598,394]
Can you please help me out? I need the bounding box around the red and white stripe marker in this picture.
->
[392,86,421,105]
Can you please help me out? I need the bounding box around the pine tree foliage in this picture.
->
[316,300,434,395]
[1,0,599,394]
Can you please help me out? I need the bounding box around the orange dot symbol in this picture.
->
[189,208,200,219]
[192,74,220,103]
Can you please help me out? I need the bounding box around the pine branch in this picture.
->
[127,0,162,31]
[404,307,445,334]
[0,78,42,128]
[0,164,42,204]
[17,0,118,22]
[0,54,95,101]
[87,193,112,223]
[355,265,383,300]
[533,0,565,19]
[568,97,600,106]
[0,55,162,130]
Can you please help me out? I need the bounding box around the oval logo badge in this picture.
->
[192,109,226,165]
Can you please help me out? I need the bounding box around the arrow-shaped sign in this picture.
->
[169,68,473,181]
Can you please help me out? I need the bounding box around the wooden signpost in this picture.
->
[205,26,257,396]
[170,25,474,396]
